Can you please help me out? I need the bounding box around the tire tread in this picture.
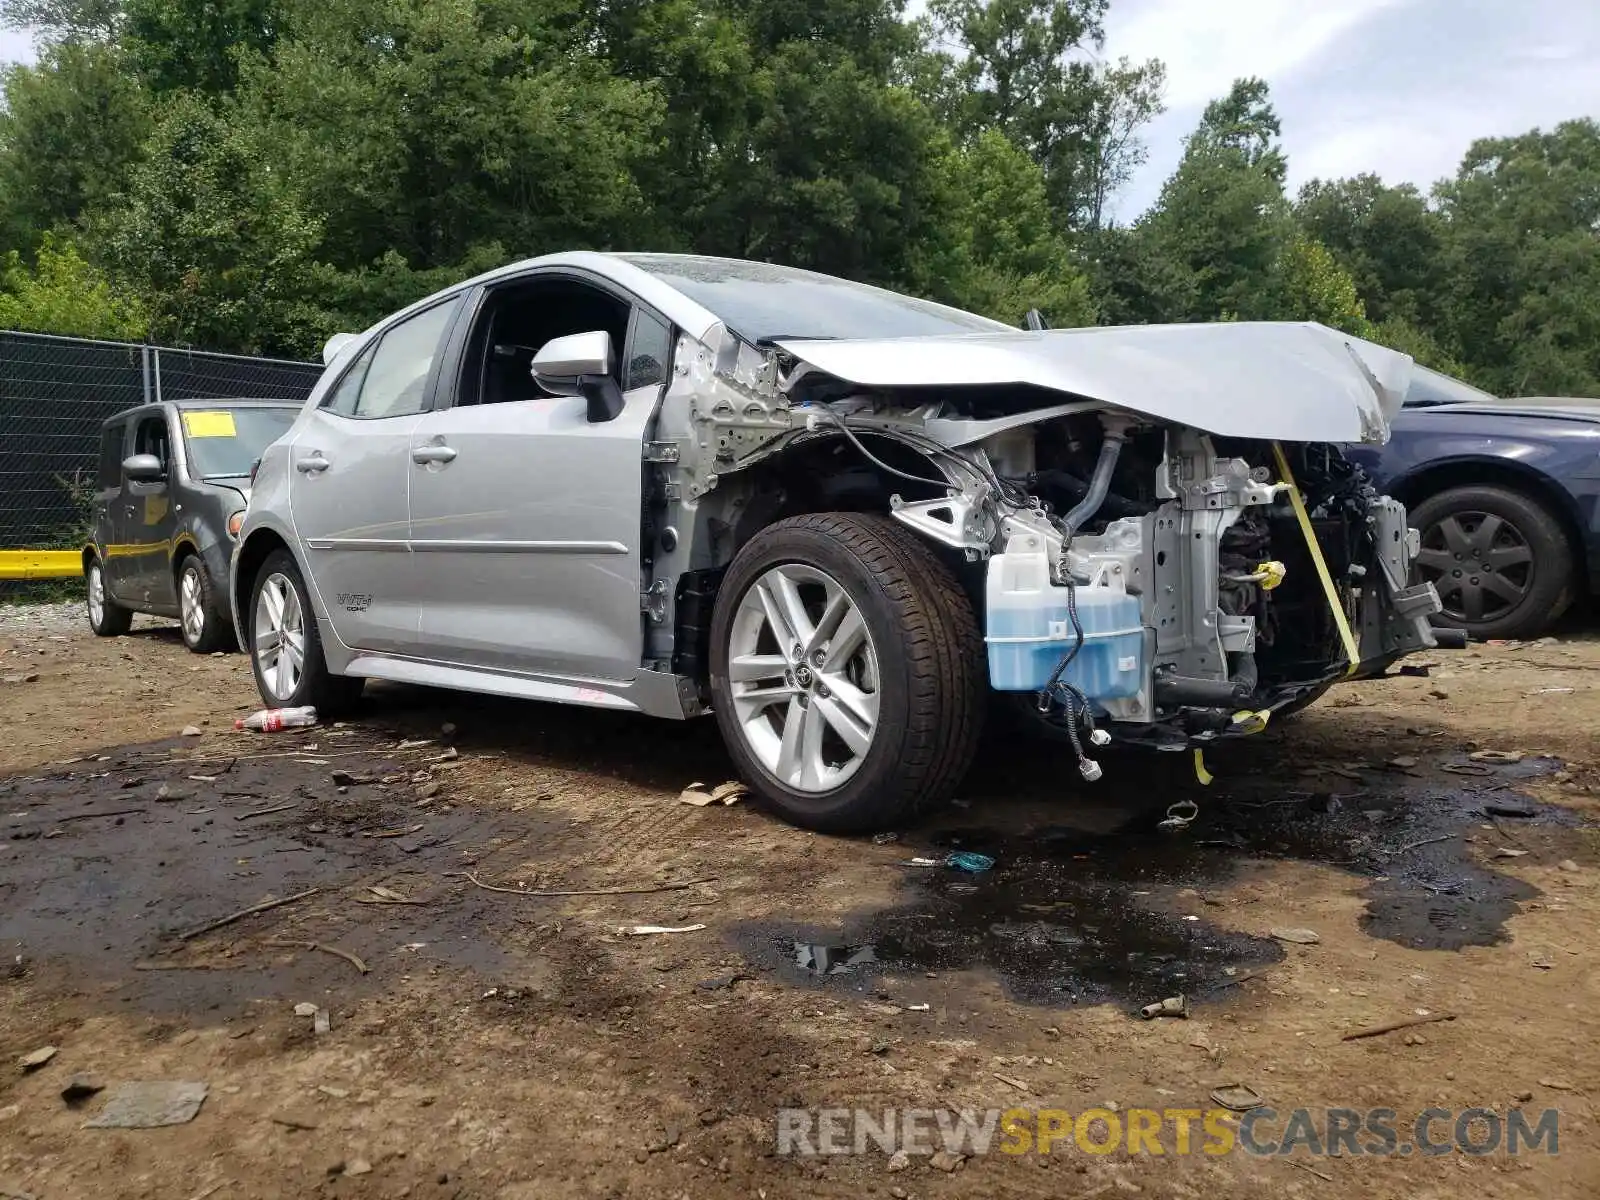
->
[710,512,984,832]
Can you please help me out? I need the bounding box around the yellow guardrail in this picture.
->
[0,550,83,580]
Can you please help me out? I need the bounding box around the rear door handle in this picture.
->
[296,453,331,474]
[412,444,457,465]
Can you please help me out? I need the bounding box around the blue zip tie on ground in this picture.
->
[944,851,995,873]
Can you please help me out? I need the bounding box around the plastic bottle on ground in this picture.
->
[234,705,318,732]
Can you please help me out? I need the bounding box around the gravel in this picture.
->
[0,600,173,638]
[0,600,86,635]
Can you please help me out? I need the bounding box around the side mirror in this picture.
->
[322,332,358,365]
[531,331,623,424]
[122,453,165,483]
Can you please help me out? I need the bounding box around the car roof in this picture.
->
[348,251,745,351]
[170,398,303,411]
[101,398,302,424]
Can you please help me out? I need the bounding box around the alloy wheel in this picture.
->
[1415,511,1534,625]
[87,563,105,627]
[254,571,306,701]
[726,563,881,793]
[180,566,205,645]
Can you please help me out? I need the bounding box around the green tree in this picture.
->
[242,0,662,272]
[0,41,150,252]
[591,0,753,250]
[923,0,1163,231]
[691,40,949,283]
[124,0,289,93]
[99,94,328,354]
[599,0,950,284]
[1080,56,1166,231]
[1114,78,1292,323]
[0,233,148,338]
[0,0,124,41]
[1295,174,1442,324]
[1432,119,1600,396]
[923,128,1096,326]
[1367,314,1468,378]
[1081,223,1197,326]
[1276,235,1371,334]
[1187,76,1284,179]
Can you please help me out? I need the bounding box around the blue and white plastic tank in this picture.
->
[985,534,1144,700]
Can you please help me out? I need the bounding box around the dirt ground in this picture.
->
[1,603,1598,1199]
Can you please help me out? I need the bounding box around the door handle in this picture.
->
[412,444,458,465]
[296,453,331,474]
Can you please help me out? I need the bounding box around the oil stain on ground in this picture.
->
[735,747,1587,1012]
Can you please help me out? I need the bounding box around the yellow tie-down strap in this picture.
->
[1271,442,1361,677]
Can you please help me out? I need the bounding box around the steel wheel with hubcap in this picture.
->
[1410,483,1574,641]
[709,512,984,833]
[85,559,132,636]
[246,549,364,714]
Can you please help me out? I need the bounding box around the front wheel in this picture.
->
[247,549,364,716]
[709,513,984,834]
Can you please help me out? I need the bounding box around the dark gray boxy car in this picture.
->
[83,399,299,651]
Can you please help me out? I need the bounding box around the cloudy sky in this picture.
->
[0,28,27,63]
[1102,0,1600,218]
[1,1,1595,222]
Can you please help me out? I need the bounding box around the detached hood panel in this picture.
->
[778,321,1413,445]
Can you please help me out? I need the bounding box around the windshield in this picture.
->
[623,254,1013,342]
[1404,366,1499,408]
[179,406,298,478]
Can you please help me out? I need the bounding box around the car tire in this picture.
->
[177,555,236,654]
[247,548,364,716]
[709,512,984,834]
[85,558,133,637]
[1410,484,1574,641]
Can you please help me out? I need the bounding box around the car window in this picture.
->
[97,422,125,489]
[180,407,299,479]
[323,343,374,417]
[324,298,460,419]
[461,278,631,406]
[1404,366,1499,408]
[622,254,1013,342]
[132,414,170,475]
[626,310,673,391]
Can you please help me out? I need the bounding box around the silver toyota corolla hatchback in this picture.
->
[233,253,1445,832]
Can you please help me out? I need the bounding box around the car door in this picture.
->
[94,418,133,599]
[122,410,179,609]
[288,296,461,654]
[405,281,672,679]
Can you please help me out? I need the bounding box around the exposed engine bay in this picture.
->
[957,411,1440,761]
[641,318,1445,781]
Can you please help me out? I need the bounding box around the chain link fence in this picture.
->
[0,331,323,550]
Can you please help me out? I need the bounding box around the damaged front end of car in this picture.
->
[642,319,1445,774]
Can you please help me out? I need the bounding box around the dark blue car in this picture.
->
[1347,368,1600,641]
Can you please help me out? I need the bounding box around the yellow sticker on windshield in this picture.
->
[182,410,237,438]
